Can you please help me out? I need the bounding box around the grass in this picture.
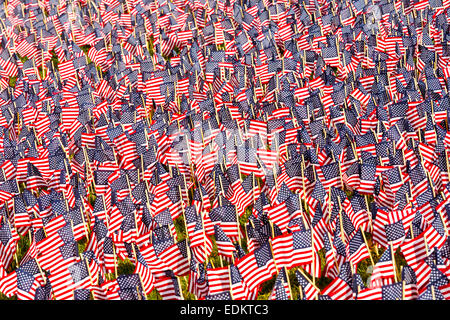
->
[50,51,59,70]
[216,43,226,51]
[174,215,187,242]
[0,292,17,300]
[38,66,46,79]
[8,76,17,87]
[147,35,155,56]
[78,237,88,253]
[17,54,28,63]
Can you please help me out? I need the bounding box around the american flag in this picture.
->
[154,272,183,300]
[369,247,396,288]
[269,268,291,300]
[228,173,260,216]
[357,282,404,300]
[189,218,213,263]
[206,266,231,295]
[188,259,209,298]
[229,263,256,300]
[134,246,155,295]
[271,229,314,269]
[321,262,354,300]
[153,237,190,277]
[209,205,240,240]
[204,291,232,300]
[0,0,448,301]
[115,274,146,300]
[214,224,235,259]
[236,242,277,291]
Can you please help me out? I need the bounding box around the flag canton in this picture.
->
[153,225,172,240]
[117,273,141,290]
[408,165,426,185]
[166,187,181,203]
[117,196,136,213]
[121,215,136,233]
[348,230,364,255]
[34,282,52,300]
[241,174,255,194]
[206,291,232,300]
[382,282,403,300]
[17,270,36,292]
[431,217,446,237]
[295,270,310,288]
[74,289,91,300]
[93,217,108,240]
[230,264,243,284]
[93,194,107,213]
[416,188,434,207]
[385,221,405,242]
[418,286,445,300]
[321,46,338,59]
[167,175,184,189]
[429,265,449,287]
[215,205,237,223]
[401,265,417,285]
[237,145,257,163]
[197,263,207,284]
[27,162,43,177]
[384,167,403,185]
[68,261,89,284]
[153,234,175,255]
[338,262,353,284]
[378,247,393,263]
[293,229,312,250]
[360,164,376,180]
[154,209,173,226]
[185,206,198,224]
[57,224,75,243]
[275,283,289,300]
[18,259,40,276]
[254,243,273,268]
[277,183,293,203]
[177,240,189,258]
[0,223,13,245]
[83,250,96,263]
[215,224,231,243]
[334,232,347,256]
[59,241,79,260]
[234,244,247,260]
[0,180,18,194]
[342,211,356,235]
[284,158,302,178]
[352,274,366,292]
[69,209,84,226]
[311,181,327,201]
[227,165,241,183]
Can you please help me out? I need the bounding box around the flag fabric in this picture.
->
[236,243,277,291]
[295,269,320,300]
[271,229,315,269]
[269,268,291,300]
[0,0,448,301]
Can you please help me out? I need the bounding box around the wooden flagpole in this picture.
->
[390,242,398,283]
[361,226,375,266]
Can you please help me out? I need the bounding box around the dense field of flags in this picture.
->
[0,0,450,301]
